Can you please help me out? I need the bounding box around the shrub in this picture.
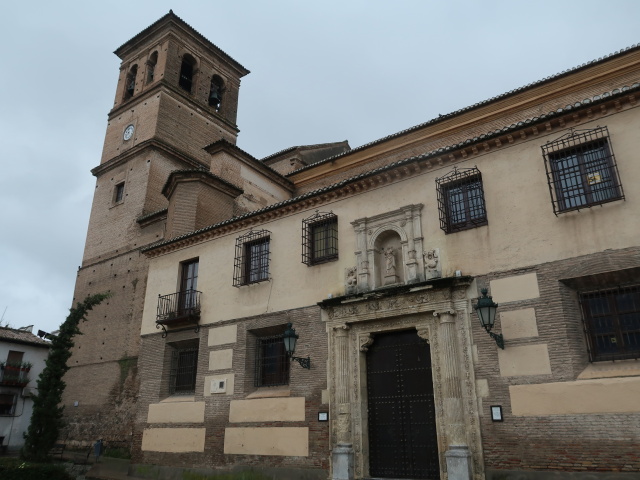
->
[0,458,73,480]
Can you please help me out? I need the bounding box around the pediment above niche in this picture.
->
[349,204,441,294]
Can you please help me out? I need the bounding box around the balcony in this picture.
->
[0,363,31,387]
[156,290,202,338]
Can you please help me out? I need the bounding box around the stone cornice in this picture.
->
[91,138,207,178]
[162,169,244,199]
[141,86,639,258]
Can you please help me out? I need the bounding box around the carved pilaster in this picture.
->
[334,325,351,407]
[434,310,466,447]
[332,324,354,480]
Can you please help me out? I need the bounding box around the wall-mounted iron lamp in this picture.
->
[473,288,504,349]
[283,322,311,369]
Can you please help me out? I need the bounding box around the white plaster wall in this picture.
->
[141,111,640,335]
[0,341,49,450]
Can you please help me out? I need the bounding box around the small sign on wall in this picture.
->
[490,405,503,422]
[318,412,329,422]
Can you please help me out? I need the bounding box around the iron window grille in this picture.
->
[302,211,338,266]
[169,345,198,395]
[542,126,624,215]
[254,333,290,387]
[579,285,640,362]
[436,166,488,234]
[233,230,271,287]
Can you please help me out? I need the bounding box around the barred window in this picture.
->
[436,166,488,234]
[542,127,624,215]
[169,341,198,395]
[302,211,338,266]
[233,230,271,287]
[580,285,640,362]
[255,333,289,387]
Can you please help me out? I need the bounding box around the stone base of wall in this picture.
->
[129,463,327,480]
[487,469,640,480]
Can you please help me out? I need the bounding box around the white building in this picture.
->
[0,326,50,451]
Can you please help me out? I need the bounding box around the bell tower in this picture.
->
[62,12,249,446]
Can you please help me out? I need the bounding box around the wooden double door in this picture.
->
[366,330,440,479]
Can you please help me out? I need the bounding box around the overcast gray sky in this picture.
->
[1,0,639,334]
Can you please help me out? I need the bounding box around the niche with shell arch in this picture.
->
[351,204,426,293]
[373,229,405,287]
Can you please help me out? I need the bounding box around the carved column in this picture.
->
[435,310,472,480]
[332,324,354,480]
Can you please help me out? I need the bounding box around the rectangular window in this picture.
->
[542,127,623,214]
[302,212,338,265]
[436,167,488,234]
[6,351,24,365]
[114,182,125,204]
[179,259,199,313]
[0,394,16,416]
[233,230,271,286]
[169,341,198,395]
[255,333,289,387]
[580,285,640,362]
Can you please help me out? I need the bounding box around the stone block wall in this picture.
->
[474,246,640,474]
[133,305,329,476]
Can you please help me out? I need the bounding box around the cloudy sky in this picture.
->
[1,0,639,334]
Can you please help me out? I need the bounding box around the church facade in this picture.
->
[65,11,640,480]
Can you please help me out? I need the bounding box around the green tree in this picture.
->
[22,293,110,461]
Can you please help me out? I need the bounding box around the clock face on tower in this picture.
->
[123,124,134,141]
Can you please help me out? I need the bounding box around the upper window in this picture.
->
[124,65,137,99]
[146,51,158,84]
[579,285,640,362]
[233,230,271,287]
[302,211,338,266]
[254,328,289,387]
[114,182,125,204]
[179,54,197,93]
[209,75,225,110]
[168,340,198,395]
[436,166,488,234]
[179,259,199,313]
[542,126,624,215]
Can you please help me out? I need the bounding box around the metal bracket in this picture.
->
[487,330,505,350]
[291,356,311,369]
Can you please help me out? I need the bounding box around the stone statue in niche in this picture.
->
[381,247,400,285]
[345,267,358,295]
[423,248,442,279]
[383,247,396,273]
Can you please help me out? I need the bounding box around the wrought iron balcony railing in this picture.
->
[156,290,202,338]
[0,366,31,387]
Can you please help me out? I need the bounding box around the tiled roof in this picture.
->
[286,43,640,177]
[114,10,249,74]
[0,327,50,347]
[142,80,640,254]
[161,168,243,196]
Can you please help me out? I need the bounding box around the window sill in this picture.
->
[246,386,290,399]
[160,395,195,403]
[578,359,640,380]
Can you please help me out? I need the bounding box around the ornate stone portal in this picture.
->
[322,281,484,480]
